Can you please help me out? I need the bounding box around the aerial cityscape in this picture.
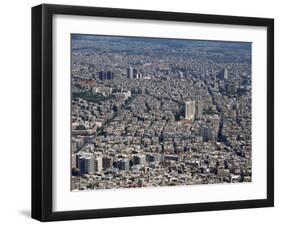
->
[71,34,252,191]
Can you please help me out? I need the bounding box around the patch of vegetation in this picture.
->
[73,91,114,103]
[75,125,86,130]
[124,96,134,105]
[203,106,217,115]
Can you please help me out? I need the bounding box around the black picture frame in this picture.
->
[32,3,274,222]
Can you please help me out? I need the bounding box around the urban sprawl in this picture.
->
[71,35,252,191]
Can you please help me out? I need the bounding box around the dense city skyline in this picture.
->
[71,34,252,191]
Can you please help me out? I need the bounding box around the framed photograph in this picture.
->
[32,4,274,221]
